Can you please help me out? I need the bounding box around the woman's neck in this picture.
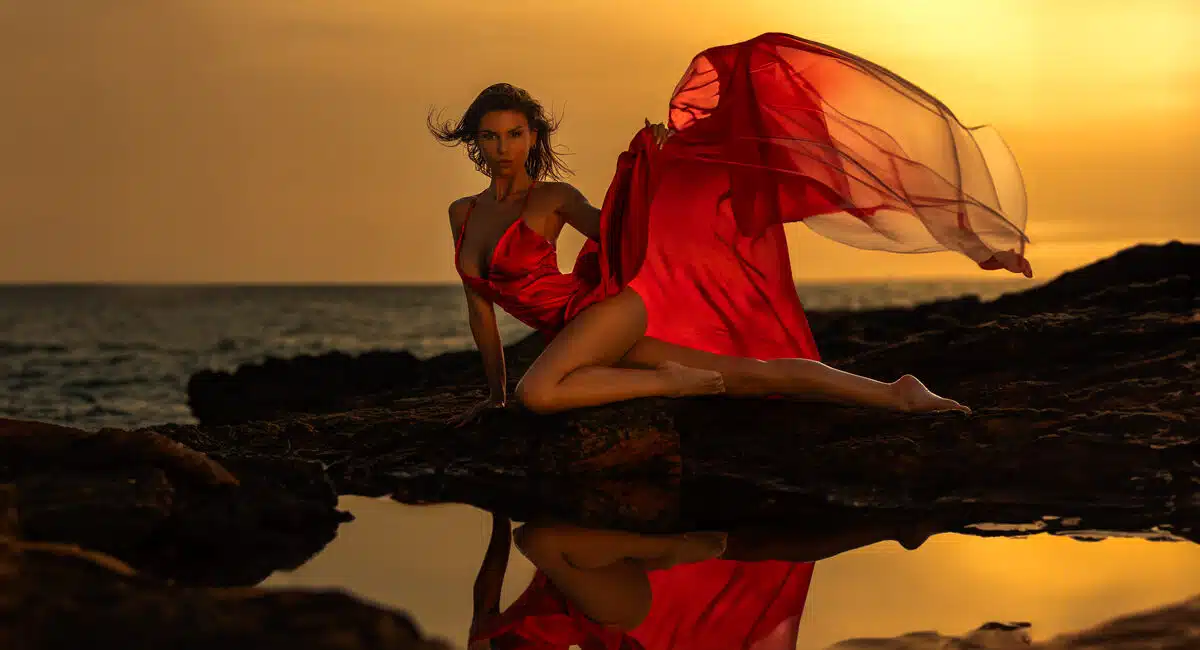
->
[488,173,535,203]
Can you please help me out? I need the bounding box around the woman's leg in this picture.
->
[516,288,966,414]
[620,337,969,413]
[514,289,724,413]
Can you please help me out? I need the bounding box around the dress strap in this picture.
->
[454,197,478,252]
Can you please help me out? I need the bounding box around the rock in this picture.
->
[159,243,1200,538]
[184,242,1198,425]
[187,334,547,425]
[0,484,452,650]
[0,420,351,586]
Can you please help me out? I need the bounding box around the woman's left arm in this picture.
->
[554,119,671,242]
[554,183,602,241]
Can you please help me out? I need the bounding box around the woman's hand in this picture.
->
[644,118,673,149]
[979,249,1034,278]
[449,398,507,428]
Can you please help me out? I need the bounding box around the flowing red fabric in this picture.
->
[462,30,1029,650]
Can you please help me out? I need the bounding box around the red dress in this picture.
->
[461,31,1029,650]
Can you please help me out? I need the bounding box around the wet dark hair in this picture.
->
[428,83,571,181]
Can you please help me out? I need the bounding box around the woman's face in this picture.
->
[476,110,535,178]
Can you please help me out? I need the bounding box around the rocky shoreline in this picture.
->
[1,241,1196,647]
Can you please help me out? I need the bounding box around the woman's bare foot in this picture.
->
[891,374,970,414]
[657,361,726,397]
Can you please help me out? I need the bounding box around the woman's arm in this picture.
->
[553,121,670,242]
[470,514,513,637]
[448,200,508,425]
[553,183,602,242]
[464,283,507,402]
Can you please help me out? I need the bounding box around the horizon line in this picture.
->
[0,277,1033,288]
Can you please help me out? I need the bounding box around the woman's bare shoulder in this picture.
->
[448,195,478,232]
[537,181,588,208]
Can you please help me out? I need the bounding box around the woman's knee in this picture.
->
[514,374,558,414]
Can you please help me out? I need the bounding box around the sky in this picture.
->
[1,0,1197,283]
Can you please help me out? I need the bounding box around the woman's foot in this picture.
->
[657,361,726,397]
[892,374,970,414]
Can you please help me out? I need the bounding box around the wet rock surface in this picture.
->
[0,418,350,587]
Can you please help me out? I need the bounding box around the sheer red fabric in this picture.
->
[462,30,1029,650]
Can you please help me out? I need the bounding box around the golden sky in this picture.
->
[2,0,1197,283]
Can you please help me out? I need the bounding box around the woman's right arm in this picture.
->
[464,283,507,403]
[449,199,508,426]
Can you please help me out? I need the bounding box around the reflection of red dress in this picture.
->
[461,31,1029,650]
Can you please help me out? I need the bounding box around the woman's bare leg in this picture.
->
[620,337,969,413]
[514,289,724,413]
[515,288,966,414]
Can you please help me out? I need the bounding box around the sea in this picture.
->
[0,280,1030,431]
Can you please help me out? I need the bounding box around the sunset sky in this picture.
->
[2,0,1197,283]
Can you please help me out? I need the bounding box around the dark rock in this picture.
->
[0,419,351,587]
[161,243,1199,539]
[0,484,451,650]
[187,334,546,425]
[185,242,1198,427]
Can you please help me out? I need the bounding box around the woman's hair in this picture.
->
[428,83,571,181]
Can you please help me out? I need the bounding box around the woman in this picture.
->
[442,31,1031,650]
[431,33,1033,423]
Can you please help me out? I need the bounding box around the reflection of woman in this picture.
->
[433,32,1032,424]
[468,514,941,650]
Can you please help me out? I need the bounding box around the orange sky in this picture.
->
[2,0,1197,283]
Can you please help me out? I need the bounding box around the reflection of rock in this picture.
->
[0,484,453,650]
[828,621,1032,650]
[824,595,1199,649]
[1039,594,1199,649]
[0,419,351,586]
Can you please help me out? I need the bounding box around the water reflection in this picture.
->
[261,496,1199,649]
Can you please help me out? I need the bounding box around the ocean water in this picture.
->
[0,281,1026,430]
